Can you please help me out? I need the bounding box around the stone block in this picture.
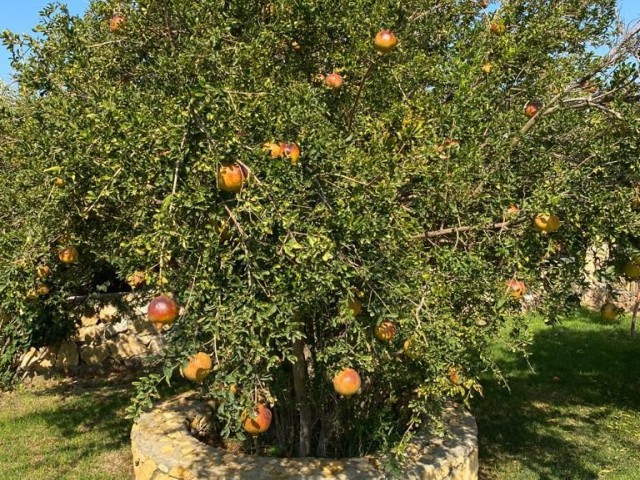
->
[98,303,120,322]
[80,344,111,365]
[76,324,104,342]
[55,341,79,369]
[108,335,147,359]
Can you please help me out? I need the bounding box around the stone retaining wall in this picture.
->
[131,392,478,480]
[581,244,639,311]
[18,293,163,377]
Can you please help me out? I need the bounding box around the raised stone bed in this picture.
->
[131,392,478,480]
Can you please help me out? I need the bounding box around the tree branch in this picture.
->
[411,220,513,241]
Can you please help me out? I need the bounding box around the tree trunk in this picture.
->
[630,284,640,337]
[292,338,312,456]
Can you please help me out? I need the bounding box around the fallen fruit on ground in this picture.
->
[534,214,560,233]
[181,352,213,383]
[333,368,361,397]
[148,295,180,325]
[241,404,273,435]
[374,30,398,54]
[53,177,65,187]
[375,320,397,341]
[58,246,79,264]
[600,302,618,321]
[218,163,247,193]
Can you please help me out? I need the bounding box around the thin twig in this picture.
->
[346,59,375,131]
[223,205,252,288]
[83,167,123,217]
[411,220,513,241]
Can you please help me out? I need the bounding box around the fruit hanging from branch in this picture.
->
[110,14,126,32]
[147,295,180,325]
[218,163,248,193]
[524,101,543,118]
[325,73,344,90]
[374,30,398,54]
[489,21,506,36]
[58,246,79,264]
[505,279,526,299]
[241,404,273,435]
[534,214,560,233]
[180,352,213,383]
[623,258,640,279]
[36,265,51,279]
[375,320,397,341]
[283,142,300,164]
[263,142,284,159]
[348,297,362,316]
[333,368,361,397]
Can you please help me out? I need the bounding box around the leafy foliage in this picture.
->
[1,0,639,459]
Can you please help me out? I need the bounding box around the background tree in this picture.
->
[1,0,639,462]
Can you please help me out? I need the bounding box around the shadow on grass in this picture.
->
[473,309,640,480]
[16,377,134,475]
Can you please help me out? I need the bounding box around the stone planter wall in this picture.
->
[581,244,639,311]
[131,392,478,480]
[18,293,163,377]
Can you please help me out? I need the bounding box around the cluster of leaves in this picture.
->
[1,0,639,459]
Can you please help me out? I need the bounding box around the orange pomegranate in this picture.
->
[58,246,79,264]
[348,297,362,316]
[374,30,398,54]
[524,101,542,118]
[325,73,344,90]
[180,352,213,383]
[505,279,526,299]
[534,214,560,233]
[263,142,284,158]
[110,14,126,32]
[507,204,519,215]
[218,163,247,193]
[333,368,361,397]
[448,366,461,384]
[36,265,51,279]
[375,320,397,341]
[242,404,273,435]
[489,21,505,36]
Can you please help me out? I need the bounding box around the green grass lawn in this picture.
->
[0,375,133,480]
[473,310,640,480]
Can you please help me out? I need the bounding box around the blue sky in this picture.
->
[1,0,639,82]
